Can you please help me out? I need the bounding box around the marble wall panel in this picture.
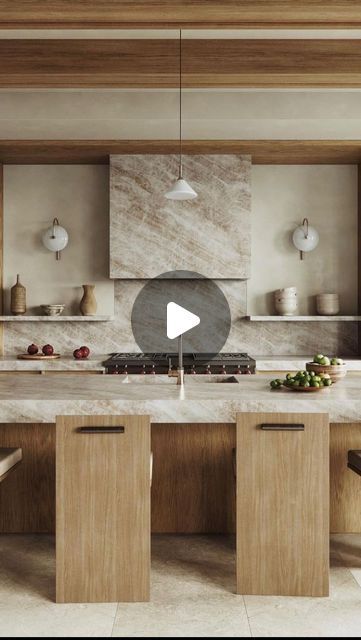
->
[4,280,357,357]
[110,155,251,279]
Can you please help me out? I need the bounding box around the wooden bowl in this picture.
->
[305,361,347,382]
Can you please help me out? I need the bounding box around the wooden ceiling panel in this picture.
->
[2,38,361,87]
[0,1,360,29]
[1,140,361,164]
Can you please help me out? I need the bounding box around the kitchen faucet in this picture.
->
[177,335,184,386]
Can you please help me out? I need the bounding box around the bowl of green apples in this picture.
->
[305,354,347,383]
[270,369,332,392]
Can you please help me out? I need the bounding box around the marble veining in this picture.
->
[109,155,251,279]
[2,277,357,357]
[4,279,358,356]
[0,374,360,423]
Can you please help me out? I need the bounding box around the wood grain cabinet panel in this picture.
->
[236,412,329,597]
[330,422,361,533]
[0,422,55,532]
[56,414,150,603]
[151,423,236,533]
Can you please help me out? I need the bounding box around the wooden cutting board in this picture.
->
[17,353,61,360]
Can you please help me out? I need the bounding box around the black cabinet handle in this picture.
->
[77,426,125,434]
[260,423,304,431]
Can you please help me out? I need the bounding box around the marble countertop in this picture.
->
[2,354,361,373]
[0,372,360,423]
[0,355,107,371]
[256,356,361,371]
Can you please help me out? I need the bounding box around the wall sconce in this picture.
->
[292,218,319,260]
[42,218,69,261]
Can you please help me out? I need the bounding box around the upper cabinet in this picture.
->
[109,154,251,279]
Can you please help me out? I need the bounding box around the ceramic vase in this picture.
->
[80,284,97,316]
[10,274,26,315]
[274,287,298,316]
[316,293,339,316]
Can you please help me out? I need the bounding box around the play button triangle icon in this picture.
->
[166,302,200,340]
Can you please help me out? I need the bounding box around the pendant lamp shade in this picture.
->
[164,30,197,201]
[165,176,197,201]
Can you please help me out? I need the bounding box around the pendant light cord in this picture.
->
[179,28,182,179]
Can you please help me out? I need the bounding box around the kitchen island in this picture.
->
[0,372,358,422]
[0,373,359,602]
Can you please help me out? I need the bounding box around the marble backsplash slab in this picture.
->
[110,155,251,279]
[4,280,358,357]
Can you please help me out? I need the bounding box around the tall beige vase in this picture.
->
[10,274,26,315]
[80,284,97,316]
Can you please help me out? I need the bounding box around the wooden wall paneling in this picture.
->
[3,39,361,88]
[358,165,361,355]
[330,422,361,533]
[0,1,360,29]
[236,412,329,596]
[56,414,150,603]
[2,140,361,165]
[0,164,3,355]
[0,423,55,533]
[151,423,236,533]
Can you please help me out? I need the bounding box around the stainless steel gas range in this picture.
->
[103,353,256,375]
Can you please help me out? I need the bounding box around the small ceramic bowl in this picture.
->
[41,304,65,316]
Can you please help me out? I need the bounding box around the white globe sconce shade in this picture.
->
[42,217,69,260]
[292,218,319,260]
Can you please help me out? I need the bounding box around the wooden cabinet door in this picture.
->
[236,412,329,597]
[56,414,150,603]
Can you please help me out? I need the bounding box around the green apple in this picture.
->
[314,354,324,364]
[336,358,344,365]
[320,356,331,366]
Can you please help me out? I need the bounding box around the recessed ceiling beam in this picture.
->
[2,38,361,87]
[1,140,361,164]
[0,1,360,29]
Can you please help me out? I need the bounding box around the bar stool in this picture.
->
[348,450,361,477]
[0,448,22,483]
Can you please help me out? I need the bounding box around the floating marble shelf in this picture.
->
[246,315,361,322]
[0,316,114,322]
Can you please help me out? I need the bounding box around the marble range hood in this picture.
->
[109,154,251,280]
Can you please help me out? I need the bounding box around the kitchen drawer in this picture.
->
[56,414,150,603]
[236,412,329,596]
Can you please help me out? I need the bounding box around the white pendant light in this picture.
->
[165,29,197,201]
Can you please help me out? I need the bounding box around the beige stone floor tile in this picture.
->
[3,533,361,637]
[0,535,117,637]
[244,545,361,638]
[331,534,361,588]
[112,535,251,637]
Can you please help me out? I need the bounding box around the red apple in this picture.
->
[80,346,90,358]
[73,348,83,360]
[27,343,39,355]
[42,344,54,356]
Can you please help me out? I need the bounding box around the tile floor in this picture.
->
[0,534,361,637]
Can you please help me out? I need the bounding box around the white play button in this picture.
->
[166,302,200,340]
